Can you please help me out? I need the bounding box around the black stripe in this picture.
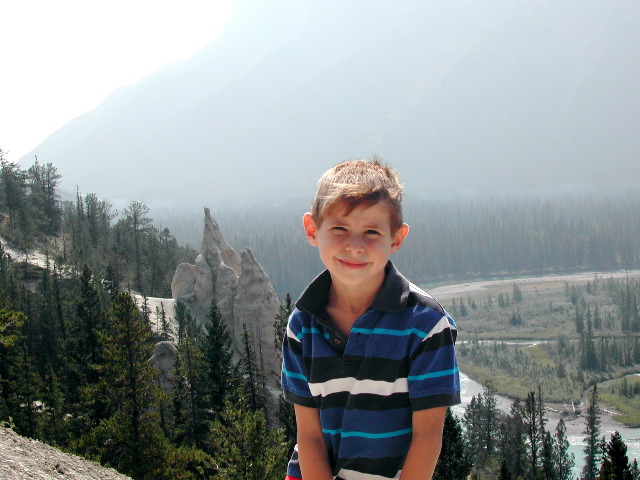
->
[284,390,318,408]
[306,355,410,384]
[320,391,410,411]
[411,391,461,411]
[285,335,303,355]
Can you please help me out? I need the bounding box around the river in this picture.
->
[455,372,640,476]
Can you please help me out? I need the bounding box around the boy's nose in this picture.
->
[345,235,365,254]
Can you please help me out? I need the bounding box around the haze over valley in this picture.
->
[21,0,640,208]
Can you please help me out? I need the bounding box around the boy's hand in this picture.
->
[399,407,446,480]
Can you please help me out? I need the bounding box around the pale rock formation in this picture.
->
[149,341,177,394]
[233,247,281,380]
[170,207,281,417]
[170,263,197,300]
[202,206,241,274]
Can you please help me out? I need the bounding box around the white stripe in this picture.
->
[286,323,301,342]
[422,315,456,342]
[336,468,401,480]
[309,376,408,397]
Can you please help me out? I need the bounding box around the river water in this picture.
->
[454,372,640,475]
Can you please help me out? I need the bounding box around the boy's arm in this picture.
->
[294,404,333,480]
[399,407,446,480]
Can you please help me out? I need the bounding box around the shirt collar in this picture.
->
[295,261,410,317]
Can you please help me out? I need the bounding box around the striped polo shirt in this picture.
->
[281,262,461,480]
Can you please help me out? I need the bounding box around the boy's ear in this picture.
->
[303,213,319,247]
[390,223,409,254]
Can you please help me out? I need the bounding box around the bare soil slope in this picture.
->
[0,427,132,480]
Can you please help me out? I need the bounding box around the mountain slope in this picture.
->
[25,0,640,206]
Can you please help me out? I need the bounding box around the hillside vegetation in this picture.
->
[446,274,640,425]
[0,153,291,479]
[1,151,196,298]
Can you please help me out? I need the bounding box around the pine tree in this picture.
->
[273,293,296,455]
[581,316,598,371]
[0,157,28,233]
[171,333,208,449]
[239,323,266,412]
[26,159,62,235]
[274,292,293,355]
[520,388,546,477]
[553,417,575,480]
[209,398,287,480]
[463,394,483,465]
[499,458,511,480]
[630,459,639,480]
[576,306,585,334]
[6,338,44,438]
[582,385,602,480]
[541,430,558,480]
[597,431,632,480]
[433,408,472,480]
[200,301,234,416]
[76,290,167,478]
[512,283,523,302]
[498,399,527,480]
[63,264,109,423]
[37,362,69,447]
[121,201,153,293]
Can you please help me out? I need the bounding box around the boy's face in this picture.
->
[303,201,409,292]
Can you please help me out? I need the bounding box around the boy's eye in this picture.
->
[331,226,347,232]
[365,229,380,235]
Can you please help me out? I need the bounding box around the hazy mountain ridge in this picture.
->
[25,0,640,206]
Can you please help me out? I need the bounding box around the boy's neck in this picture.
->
[326,272,384,335]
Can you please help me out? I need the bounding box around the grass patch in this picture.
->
[524,345,554,367]
[599,392,640,427]
[459,362,529,401]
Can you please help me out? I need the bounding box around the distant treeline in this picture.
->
[3,150,640,301]
[171,195,640,298]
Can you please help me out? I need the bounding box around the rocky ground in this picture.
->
[0,428,132,480]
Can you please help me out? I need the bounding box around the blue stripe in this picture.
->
[323,427,413,439]
[282,367,308,382]
[408,367,459,381]
[297,327,330,340]
[350,327,428,338]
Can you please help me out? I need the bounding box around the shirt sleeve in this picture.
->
[407,312,461,411]
[281,311,317,407]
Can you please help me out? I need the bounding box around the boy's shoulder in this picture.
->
[369,263,446,317]
[404,281,446,316]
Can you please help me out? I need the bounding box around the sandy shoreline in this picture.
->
[429,269,640,300]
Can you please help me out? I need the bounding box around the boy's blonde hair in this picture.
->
[311,157,404,233]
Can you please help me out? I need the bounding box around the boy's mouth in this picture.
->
[338,259,368,269]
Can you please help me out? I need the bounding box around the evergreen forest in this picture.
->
[1,152,639,479]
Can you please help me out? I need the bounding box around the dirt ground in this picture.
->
[429,269,640,300]
[0,428,132,480]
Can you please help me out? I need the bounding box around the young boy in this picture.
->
[281,159,460,480]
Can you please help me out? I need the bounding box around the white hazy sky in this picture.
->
[0,0,236,164]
